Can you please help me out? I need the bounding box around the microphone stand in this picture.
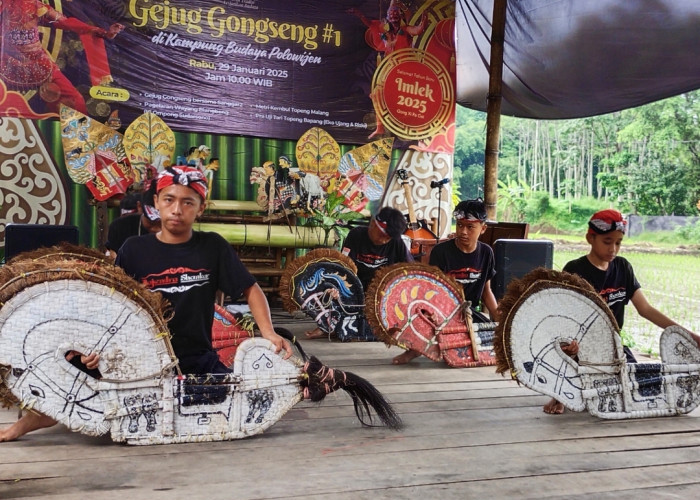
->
[435,183,444,243]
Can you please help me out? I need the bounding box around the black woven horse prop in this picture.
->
[495,268,700,419]
[279,248,376,341]
[0,245,402,445]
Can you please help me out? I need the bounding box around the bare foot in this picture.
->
[305,327,326,339]
[543,398,565,414]
[392,350,421,365]
[0,412,57,442]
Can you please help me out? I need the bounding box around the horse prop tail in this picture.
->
[300,356,403,430]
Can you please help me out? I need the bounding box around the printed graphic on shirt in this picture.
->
[356,253,389,269]
[447,267,482,284]
[141,267,211,294]
[599,287,627,306]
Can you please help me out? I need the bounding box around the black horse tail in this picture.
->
[300,356,403,430]
[274,326,308,361]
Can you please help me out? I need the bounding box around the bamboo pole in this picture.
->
[195,222,335,248]
[483,0,508,221]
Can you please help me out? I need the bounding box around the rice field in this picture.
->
[552,249,700,357]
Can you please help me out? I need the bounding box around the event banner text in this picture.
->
[2,0,381,143]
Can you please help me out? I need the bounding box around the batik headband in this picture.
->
[588,209,627,235]
[142,204,160,222]
[373,216,389,235]
[156,166,208,200]
[453,198,487,222]
[588,218,627,235]
[453,209,485,221]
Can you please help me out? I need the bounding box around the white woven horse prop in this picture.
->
[495,268,700,419]
[0,246,402,445]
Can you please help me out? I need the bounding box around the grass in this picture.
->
[551,248,700,358]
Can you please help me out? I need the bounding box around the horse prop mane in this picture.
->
[0,245,402,445]
[495,268,700,419]
[279,249,498,366]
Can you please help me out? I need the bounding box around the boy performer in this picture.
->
[393,199,498,364]
[544,209,699,414]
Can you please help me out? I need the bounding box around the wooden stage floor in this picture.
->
[2,311,700,499]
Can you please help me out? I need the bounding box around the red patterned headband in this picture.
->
[588,209,627,235]
[373,217,389,235]
[156,166,208,201]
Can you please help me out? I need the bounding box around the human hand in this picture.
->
[107,23,125,39]
[80,352,101,370]
[262,331,293,359]
[96,23,124,39]
[66,351,100,369]
[560,340,579,357]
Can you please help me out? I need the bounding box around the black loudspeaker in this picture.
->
[4,224,79,261]
[493,239,554,300]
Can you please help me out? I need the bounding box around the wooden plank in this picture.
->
[2,310,700,499]
[4,437,700,499]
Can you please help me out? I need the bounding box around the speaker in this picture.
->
[4,224,79,261]
[493,239,554,300]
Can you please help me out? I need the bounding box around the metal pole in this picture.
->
[483,0,508,221]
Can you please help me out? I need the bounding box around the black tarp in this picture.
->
[456,0,700,118]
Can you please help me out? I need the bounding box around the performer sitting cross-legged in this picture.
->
[392,199,499,364]
[305,207,413,339]
[0,166,292,442]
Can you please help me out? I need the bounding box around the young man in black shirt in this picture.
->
[0,167,291,441]
[392,199,498,364]
[341,207,412,289]
[305,206,412,339]
[544,209,699,414]
[117,166,292,374]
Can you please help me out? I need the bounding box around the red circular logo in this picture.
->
[383,61,443,128]
[371,49,454,140]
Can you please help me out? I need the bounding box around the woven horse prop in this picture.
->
[280,249,498,367]
[366,262,498,367]
[0,246,402,445]
[279,249,376,341]
[495,268,700,419]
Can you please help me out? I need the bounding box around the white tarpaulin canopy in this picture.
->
[456,0,700,118]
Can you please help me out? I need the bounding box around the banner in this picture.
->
[1,0,455,151]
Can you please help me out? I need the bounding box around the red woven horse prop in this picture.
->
[211,304,254,367]
[365,262,497,367]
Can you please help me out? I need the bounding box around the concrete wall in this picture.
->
[627,215,700,237]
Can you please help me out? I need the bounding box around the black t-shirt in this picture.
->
[116,231,256,371]
[341,226,412,289]
[105,213,143,252]
[563,255,641,328]
[429,239,496,306]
